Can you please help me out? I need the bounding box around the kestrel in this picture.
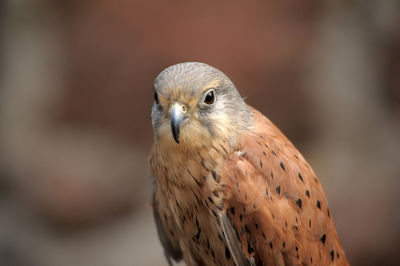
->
[150,62,348,266]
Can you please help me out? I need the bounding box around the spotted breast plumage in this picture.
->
[149,62,348,266]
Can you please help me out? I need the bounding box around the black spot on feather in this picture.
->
[320,234,326,244]
[247,242,254,254]
[296,198,302,209]
[298,173,304,182]
[211,170,220,183]
[225,246,231,259]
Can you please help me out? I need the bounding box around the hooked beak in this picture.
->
[170,103,187,143]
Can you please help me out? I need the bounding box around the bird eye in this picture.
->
[154,92,159,104]
[204,90,215,105]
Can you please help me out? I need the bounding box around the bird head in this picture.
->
[151,62,253,149]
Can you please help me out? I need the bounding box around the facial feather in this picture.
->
[152,62,253,148]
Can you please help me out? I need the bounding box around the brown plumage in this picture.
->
[150,62,348,266]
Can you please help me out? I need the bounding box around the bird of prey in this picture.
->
[149,62,348,266]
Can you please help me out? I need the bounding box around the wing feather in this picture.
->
[219,108,348,265]
[152,178,182,265]
[219,212,255,266]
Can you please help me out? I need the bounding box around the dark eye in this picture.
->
[204,90,215,104]
[154,92,159,104]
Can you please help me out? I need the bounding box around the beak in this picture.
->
[170,103,187,143]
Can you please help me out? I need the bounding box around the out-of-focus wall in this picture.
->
[0,0,399,265]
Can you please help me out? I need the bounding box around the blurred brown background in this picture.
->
[1,0,400,265]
